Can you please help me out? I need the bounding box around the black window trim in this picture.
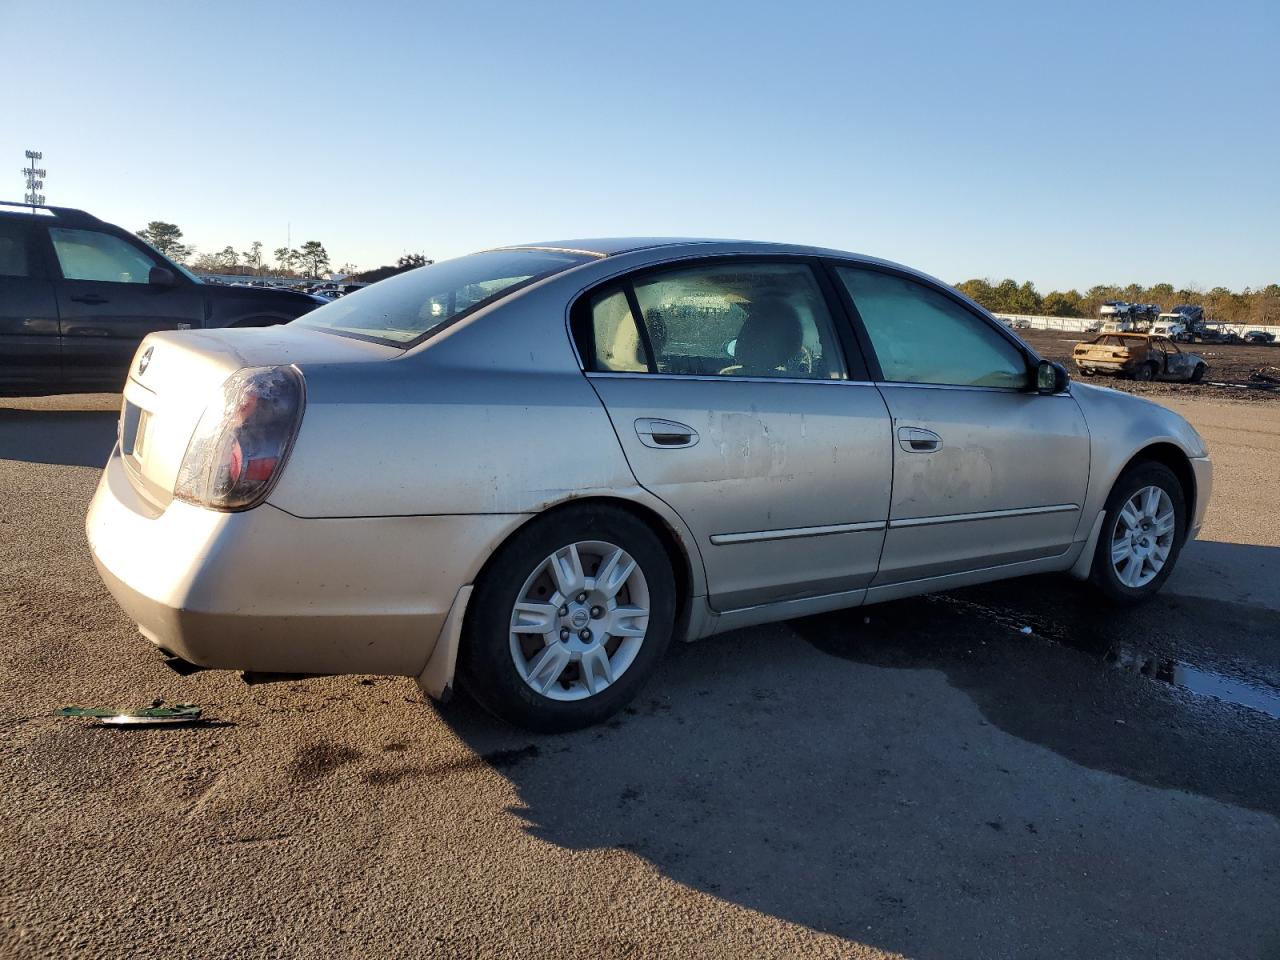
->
[569,253,873,383]
[820,258,1042,390]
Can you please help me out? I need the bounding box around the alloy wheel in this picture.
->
[1110,485,1176,588]
[508,540,650,701]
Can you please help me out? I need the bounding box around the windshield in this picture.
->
[293,248,595,345]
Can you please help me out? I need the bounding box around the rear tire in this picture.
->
[460,505,676,732]
[1089,462,1186,604]
[1132,362,1157,382]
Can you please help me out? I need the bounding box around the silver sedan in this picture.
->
[86,239,1212,730]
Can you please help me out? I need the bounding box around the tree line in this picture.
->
[136,221,342,278]
[138,218,1277,321]
[955,277,1280,325]
[136,221,430,282]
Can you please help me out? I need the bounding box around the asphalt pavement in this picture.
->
[1,392,1278,960]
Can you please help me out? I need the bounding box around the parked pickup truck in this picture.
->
[1073,333,1207,382]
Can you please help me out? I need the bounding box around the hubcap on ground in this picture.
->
[508,540,650,701]
[1110,485,1176,588]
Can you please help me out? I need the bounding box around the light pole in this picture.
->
[23,150,46,210]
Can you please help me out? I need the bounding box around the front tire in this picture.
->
[460,506,676,732]
[1089,462,1186,604]
[1190,363,1206,383]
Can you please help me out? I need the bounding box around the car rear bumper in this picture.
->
[86,446,524,676]
[1074,360,1131,375]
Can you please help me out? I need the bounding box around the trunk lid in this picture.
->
[120,326,399,508]
[1075,341,1131,362]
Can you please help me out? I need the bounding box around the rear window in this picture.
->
[293,248,594,346]
[1096,336,1146,348]
[0,222,30,277]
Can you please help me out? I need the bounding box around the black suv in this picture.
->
[0,202,323,394]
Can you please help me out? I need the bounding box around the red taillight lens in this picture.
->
[174,366,304,511]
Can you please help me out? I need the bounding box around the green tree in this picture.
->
[190,251,224,273]
[136,221,192,263]
[273,246,298,275]
[397,252,430,269]
[1042,290,1083,317]
[218,246,238,270]
[1011,281,1043,315]
[1253,285,1280,325]
[298,240,330,278]
[242,241,264,275]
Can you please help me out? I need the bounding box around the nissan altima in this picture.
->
[86,239,1212,731]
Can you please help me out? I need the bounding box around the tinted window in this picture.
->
[589,261,845,380]
[0,223,31,277]
[295,248,593,345]
[837,267,1028,389]
[50,228,156,283]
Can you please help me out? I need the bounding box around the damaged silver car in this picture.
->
[87,239,1212,730]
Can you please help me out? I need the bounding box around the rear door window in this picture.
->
[580,261,848,380]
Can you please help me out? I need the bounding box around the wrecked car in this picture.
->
[1073,333,1207,382]
[86,239,1212,731]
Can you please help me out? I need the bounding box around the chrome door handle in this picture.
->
[897,426,942,453]
[635,418,699,449]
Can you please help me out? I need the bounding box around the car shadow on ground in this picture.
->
[0,408,117,468]
[437,550,1280,956]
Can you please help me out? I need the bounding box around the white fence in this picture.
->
[993,314,1280,339]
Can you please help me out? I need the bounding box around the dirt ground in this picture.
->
[1020,328,1280,403]
[2,393,1279,960]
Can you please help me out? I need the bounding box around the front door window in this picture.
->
[835,266,1028,388]
[49,228,158,284]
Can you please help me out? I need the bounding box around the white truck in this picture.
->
[1151,313,1189,340]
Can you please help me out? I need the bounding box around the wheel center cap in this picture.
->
[570,609,590,629]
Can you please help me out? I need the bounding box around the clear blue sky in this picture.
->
[9,0,1277,291]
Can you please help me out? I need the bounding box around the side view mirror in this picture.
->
[723,337,737,359]
[1035,359,1070,395]
[149,266,177,287]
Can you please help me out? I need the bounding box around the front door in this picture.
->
[0,219,61,392]
[46,226,204,390]
[578,259,893,611]
[831,264,1091,584]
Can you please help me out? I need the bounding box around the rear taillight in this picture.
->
[174,366,304,511]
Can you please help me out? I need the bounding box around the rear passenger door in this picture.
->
[831,264,1091,585]
[46,226,204,390]
[0,219,61,391]
[576,258,894,611]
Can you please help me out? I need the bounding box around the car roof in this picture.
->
[494,236,881,260]
[0,201,109,228]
